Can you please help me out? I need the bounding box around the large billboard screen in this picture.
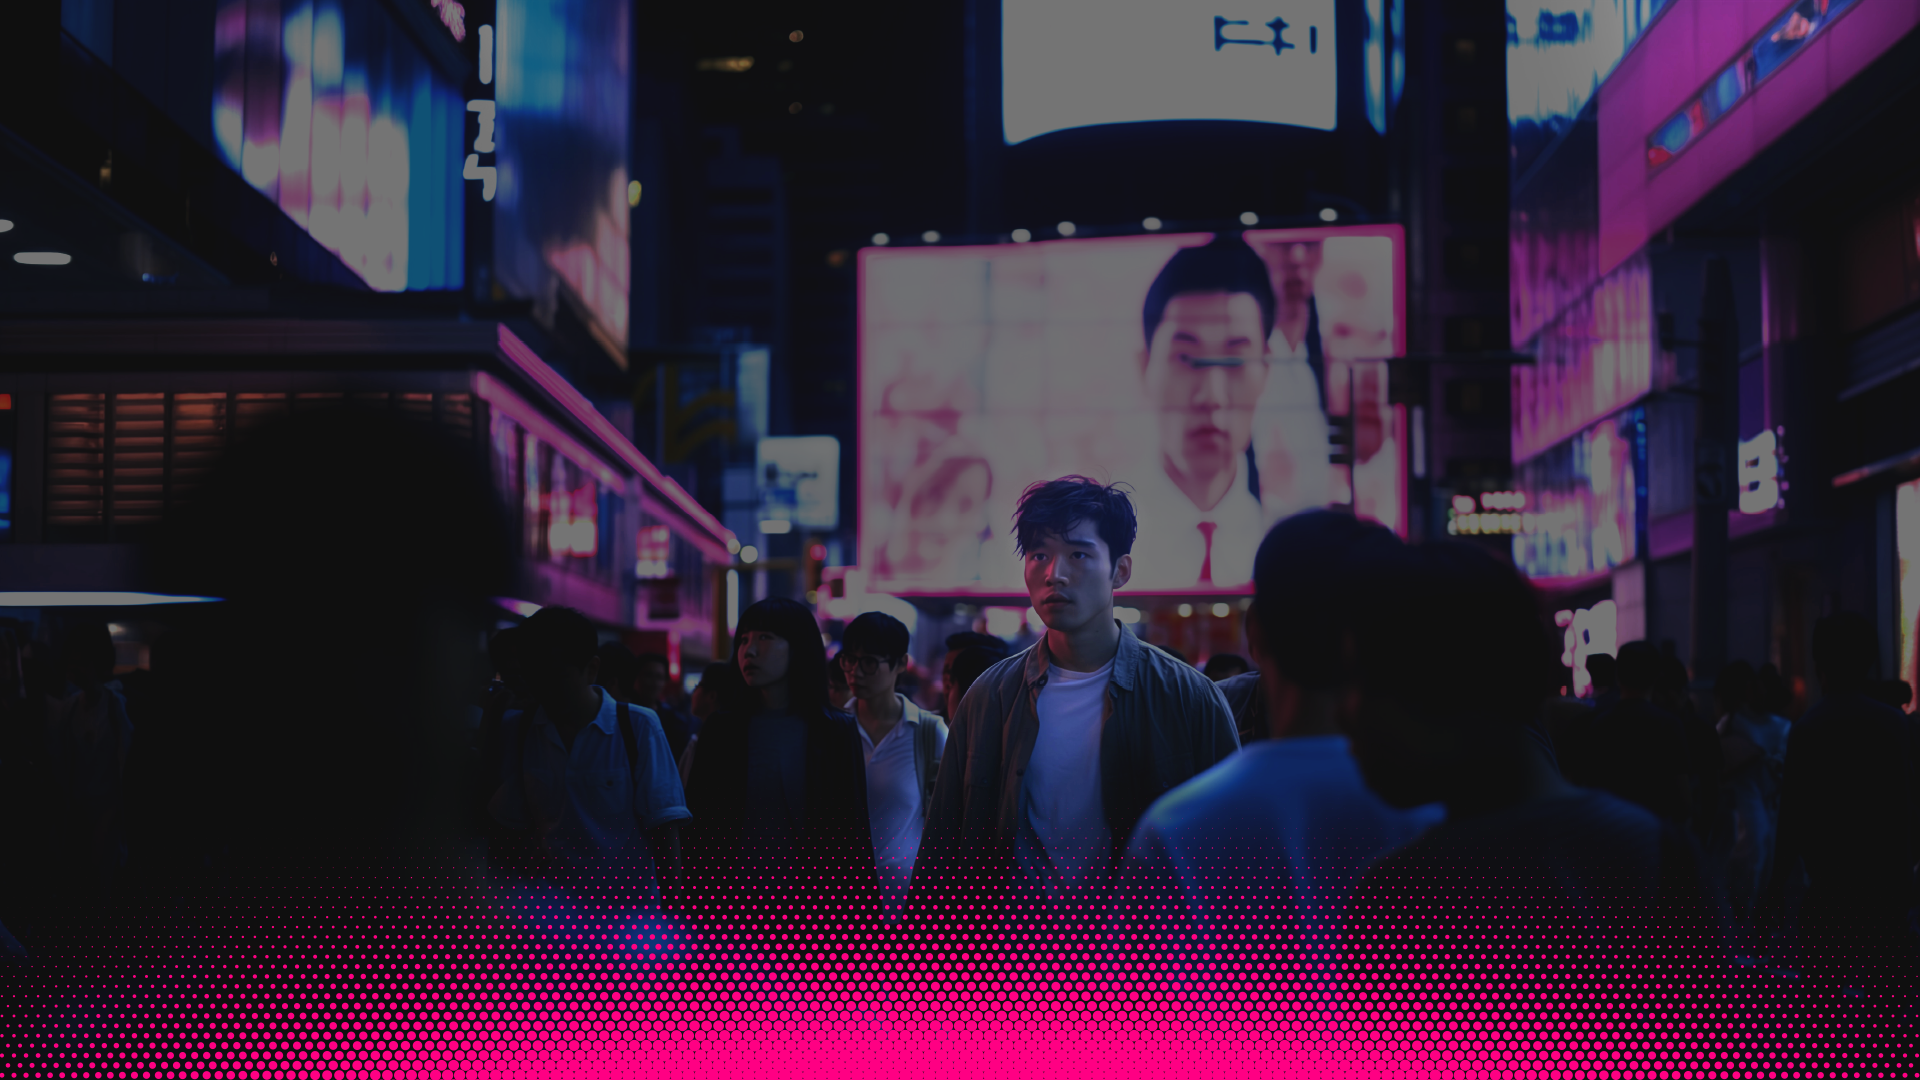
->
[1002,0,1339,144]
[212,0,467,291]
[495,0,631,354]
[859,226,1405,596]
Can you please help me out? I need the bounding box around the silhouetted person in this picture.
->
[913,477,1237,920]
[826,648,856,711]
[944,646,1002,721]
[1343,543,1720,1013]
[43,618,132,910]
[1201,653,1250,682]
[1772,612,1920,1016]
[682,598,876,923]
[1115,512,1441,959]
[839,612,947,913]
[1563,641,1694,823]
[631,651,695,759]
[1713,660,1788,925]
[677,662,738,788]
[1587,652,1621,710]
[16,408,518,1074]
[488,607,687,910]
[943,631,1010,708]
[1868,678,1914,712]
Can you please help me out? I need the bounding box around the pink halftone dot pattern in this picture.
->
[7,839,1915,1078]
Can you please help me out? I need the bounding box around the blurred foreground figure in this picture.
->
[1113,511,1441,958]
[1343,542,1722,1010]
[1772,613,1920,1019]
[12,408,516,1064]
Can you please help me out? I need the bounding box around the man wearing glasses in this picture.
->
[838,612,948,914]
[1126,234,1279,590]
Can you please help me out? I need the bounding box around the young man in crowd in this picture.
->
[913,477,1239,920]
[489,607,689,910]
[1114,511,1441,957]
[838,612,948,913]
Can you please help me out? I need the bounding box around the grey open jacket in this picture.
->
[907,623,1240,912]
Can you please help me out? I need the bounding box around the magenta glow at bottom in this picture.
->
[14,881,1889,1080]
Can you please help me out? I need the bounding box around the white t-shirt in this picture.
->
[859,696,946,914]
[1019,659,1115,894]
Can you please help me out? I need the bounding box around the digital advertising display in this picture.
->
[212,0,468,291]
[859,226,1405,596]
[1002,0,1339,144]
[495,0,632,354]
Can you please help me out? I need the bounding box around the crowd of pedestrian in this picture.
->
[3,414,1916,1053]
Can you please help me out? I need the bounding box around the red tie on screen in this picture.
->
[1197,521,1218,586]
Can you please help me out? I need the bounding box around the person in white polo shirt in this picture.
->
[837,611,947,914]
[489,606,690,911]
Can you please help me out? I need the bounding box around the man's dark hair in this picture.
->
[488,625,525,677]
[946,630,1010,657]
[1013,476,1138,561]
[634,651,671,675]
[521,607,598,680]
[1715,660,1756,712]
[1142,233,1277,348]
[1811,611,1878,691]
[1615,641,1661,694]
[1202,653,1250,680]
[843,612,911,664]
[1251,510,1403,693]
[1585,652,1618,690]
[733,597,830,717]
[950,646,1002,703]
[1352,541,1559,729]
[596,640,636,692]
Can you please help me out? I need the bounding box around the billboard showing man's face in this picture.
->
[859,226,1404,596]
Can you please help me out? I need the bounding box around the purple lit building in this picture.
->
[0,1,733,678]
[1503,0,1920,706]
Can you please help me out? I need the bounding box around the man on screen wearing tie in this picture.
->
[1126,234,1280,590]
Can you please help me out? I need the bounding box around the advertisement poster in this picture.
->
[859,227,1404,595]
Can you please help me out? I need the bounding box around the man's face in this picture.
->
[1143,291,1271,487]
[838,648,901,703]
[1024,520,1132,636]
[635,660,669,707]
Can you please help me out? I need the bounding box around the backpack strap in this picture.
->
[913,704,943,817]
[616,702,641,778]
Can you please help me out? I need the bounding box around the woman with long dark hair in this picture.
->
[682,598,877,923]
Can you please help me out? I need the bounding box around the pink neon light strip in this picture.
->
[472,371,732,566]
[495,325,735,552]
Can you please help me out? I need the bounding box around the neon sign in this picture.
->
[1556,600,1618,698]
[427,0,467,42]
[1737,428,1786,515]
